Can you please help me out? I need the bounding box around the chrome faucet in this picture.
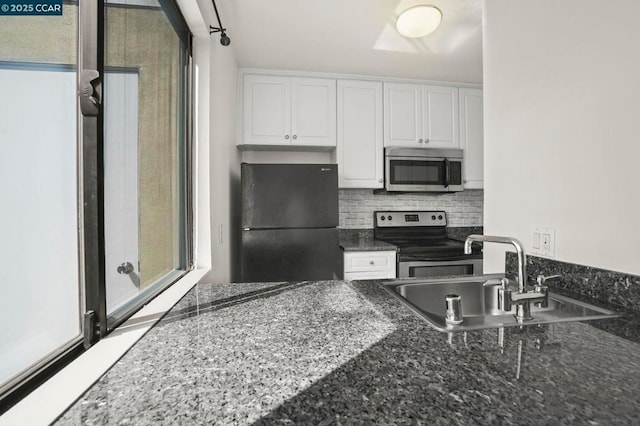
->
[464,235,549,322]
[464,235,527,291]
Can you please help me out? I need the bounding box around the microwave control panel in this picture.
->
[375,211,447,227]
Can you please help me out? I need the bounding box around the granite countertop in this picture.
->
[339,229,397,252]
[55,279,640,425]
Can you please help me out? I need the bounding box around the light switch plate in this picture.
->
[532,232,541,249]
[532,227,555,258]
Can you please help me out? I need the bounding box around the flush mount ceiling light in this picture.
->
[396,4,442,38]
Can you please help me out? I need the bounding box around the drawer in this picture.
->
[343,251,396,275]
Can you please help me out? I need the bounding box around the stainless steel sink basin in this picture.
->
[382,275,620,332]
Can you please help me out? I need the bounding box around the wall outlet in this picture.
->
[541,233,550,252]
[532,227,555,258]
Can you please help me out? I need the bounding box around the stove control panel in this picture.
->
[375,211,447,227]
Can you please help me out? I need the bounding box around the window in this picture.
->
[0,0,193,409]
[103,0,192,326]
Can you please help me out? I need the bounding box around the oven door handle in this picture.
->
[398,258,484,278]
[444,159,450,188]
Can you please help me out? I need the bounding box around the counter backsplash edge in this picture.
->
[339,227,483,242]
[505,253,640,313]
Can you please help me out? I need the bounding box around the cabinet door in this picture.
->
[291,77,336,147]
[337,80,383,188]
[459,88,484,189]
[422,85,459,148]
[384,82,422,147]
[242,74,291,146]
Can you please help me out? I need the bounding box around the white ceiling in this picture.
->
[221,0,483,84]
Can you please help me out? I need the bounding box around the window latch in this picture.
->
[79,69,102,116]
[83,310,98,349]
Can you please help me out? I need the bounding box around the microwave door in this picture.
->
[387,156,447,191]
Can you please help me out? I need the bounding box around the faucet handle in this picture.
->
[533,275,557,308]
[536,274,561,286]
[483,277,510,289]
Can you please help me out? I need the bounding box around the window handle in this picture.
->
[79,69,102,116]
[117,261,135,275]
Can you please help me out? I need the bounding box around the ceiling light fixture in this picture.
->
[396,4,442,38]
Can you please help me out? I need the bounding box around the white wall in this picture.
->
[193,35,212,273]
[177,0,216,278]
[177,0,240,283]
[483,0,640,275]
[205,0,241,284]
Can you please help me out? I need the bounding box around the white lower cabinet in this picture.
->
[343,251,396,280]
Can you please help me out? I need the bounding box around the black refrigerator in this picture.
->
[240,163,343,282]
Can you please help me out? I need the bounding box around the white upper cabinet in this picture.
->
[422,85,459,148]
[384,82,459,149]
[291,78,337,147]
[241,74,336,149]
[242,75,290,146]
[336,80,383,188]
[383,83,421,146]
[459,88,484,189]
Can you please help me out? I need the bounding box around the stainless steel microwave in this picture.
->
[384,148,464,192]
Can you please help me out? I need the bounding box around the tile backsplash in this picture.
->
[338,189,484,229]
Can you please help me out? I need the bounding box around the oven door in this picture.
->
[398,258,483,278]
[385,155,463,192]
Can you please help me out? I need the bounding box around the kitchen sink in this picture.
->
[382,275,620,332]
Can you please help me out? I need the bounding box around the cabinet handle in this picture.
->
[378,178,383,183]
[418,139,423,143]
[369,261,375,265]
[292,135,297,140]
[284,135,290,140]
[425,138,430,143]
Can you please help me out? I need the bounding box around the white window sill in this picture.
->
[0,268,209,426]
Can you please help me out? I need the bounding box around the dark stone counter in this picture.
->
[446,226,483,242]
[55,279,640,425]
[339,229,397,252]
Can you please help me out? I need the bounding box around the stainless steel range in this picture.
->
[373,210,483,278]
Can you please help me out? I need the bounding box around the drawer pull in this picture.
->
[369,261,375,265]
